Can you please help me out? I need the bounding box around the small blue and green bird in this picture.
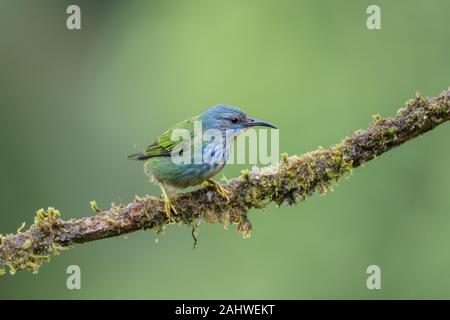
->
[128,104,277,220]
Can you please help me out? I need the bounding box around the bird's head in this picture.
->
[201,104,277,134]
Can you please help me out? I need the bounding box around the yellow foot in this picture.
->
[163,198,178,222]
[205,179,230,202]
[158,182,177,222]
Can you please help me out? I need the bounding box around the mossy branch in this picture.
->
[1,88,449,277]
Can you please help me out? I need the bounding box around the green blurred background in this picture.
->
[0,0,449,299]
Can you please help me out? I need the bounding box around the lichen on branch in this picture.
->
[1,87,449,276]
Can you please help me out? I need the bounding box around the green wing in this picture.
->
[144,129,177,157]
[143,116,197,158]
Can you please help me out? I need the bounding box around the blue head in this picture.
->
[201,104,277,133]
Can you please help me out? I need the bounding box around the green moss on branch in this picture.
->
[0,87,449,276]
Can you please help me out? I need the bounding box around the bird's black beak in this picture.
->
[245,118,278,129]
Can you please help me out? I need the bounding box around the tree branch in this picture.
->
[1,88,449,276]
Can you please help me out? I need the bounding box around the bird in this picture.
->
[128,104,277,221]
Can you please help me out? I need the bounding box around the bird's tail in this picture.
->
[127,152,150,161]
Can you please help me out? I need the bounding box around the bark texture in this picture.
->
[0,88,449,276]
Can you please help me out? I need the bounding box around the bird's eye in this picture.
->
[230,117,238,124]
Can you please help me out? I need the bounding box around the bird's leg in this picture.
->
[205,179,230,202]
[158,182,177,221]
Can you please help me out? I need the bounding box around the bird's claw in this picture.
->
[206,179,230,202]
[158,182,177,223]
[163,199,177,222]
[215,184,230,202]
